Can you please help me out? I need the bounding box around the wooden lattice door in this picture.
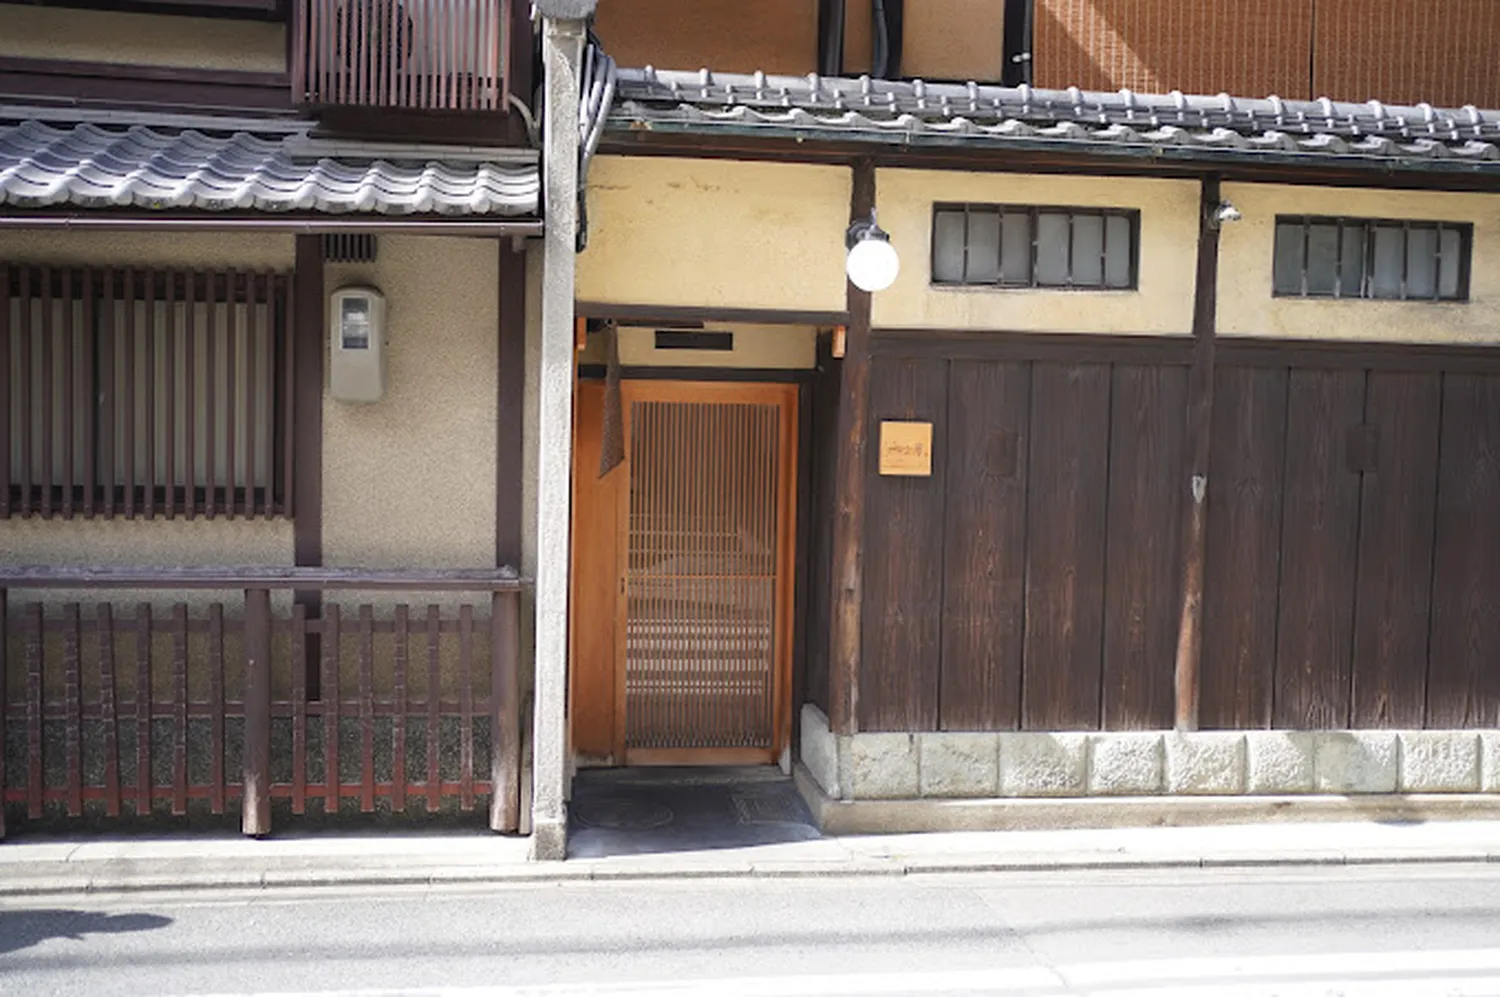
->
[568,380,797,766]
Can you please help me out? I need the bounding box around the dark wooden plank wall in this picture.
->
[856,342,1500,733]
[859,350,1186,732]
[1200,362,1500,731]
[801,339,841,715]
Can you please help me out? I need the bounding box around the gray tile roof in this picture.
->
[0,117,539,215]
[608,69,1500,174]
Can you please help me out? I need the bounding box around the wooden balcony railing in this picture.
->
[292,0,510,112]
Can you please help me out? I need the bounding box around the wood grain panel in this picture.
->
[1427,374,1500,729]
[1021,363,1111,731]
[569,380,625,762]
[802,350,840,715]
[1034,0,1314,98]
[1314,0,1500,107]
[1351,372,1442,728]
[1102,364,1186,730]
[1201,366,1287,730]
[938,360,1029,731]
[1272,369,1365,730]
[859,356,948,732]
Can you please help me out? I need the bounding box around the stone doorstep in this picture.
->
[792,763,1500,837]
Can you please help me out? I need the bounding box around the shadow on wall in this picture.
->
[0,910,173,956]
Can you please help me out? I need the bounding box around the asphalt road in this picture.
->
[4,864,1500,995]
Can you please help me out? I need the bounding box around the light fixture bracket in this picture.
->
[846,209,890,250]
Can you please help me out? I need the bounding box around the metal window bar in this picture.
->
[1275,216,1471,302]
[933,204,1138,290]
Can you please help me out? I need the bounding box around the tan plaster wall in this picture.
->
[1218,183,1500,344]
[578,323,818,369]
[576,156,851,314]
[0,5,286,74]
[594,0,818,76]
[0,231,294,575]
[873,170,1200,335]
[322,237,498,570]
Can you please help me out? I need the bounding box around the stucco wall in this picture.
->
[873,169,1200,335]
[0,231,295,573]
[0,5,286,74]
[322,237,498,569]
[577,156,851,314]
[1217,182,1500,344]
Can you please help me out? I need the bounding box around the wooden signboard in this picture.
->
[879,421,934,477]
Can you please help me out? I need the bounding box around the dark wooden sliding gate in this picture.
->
[850,334,1500,734]
[0,567,523,839]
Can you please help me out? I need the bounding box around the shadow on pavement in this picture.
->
[0,910,173,956]
[568,766,821,858]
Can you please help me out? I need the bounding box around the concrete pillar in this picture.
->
[530,13,586,861]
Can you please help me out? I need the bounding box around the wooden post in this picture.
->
[1173,175,1224,732]
[497,241,525,569]
[827,157,876,735]
[292,235,324,699]
[0,587,7,839]
[489,589,521,832]
[242,587,272,836]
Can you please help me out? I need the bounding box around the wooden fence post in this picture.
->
[489,589,520,833]
[0,587,7,839]
[243,587,272,836]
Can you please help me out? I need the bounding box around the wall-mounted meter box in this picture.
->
[328,286,386,403]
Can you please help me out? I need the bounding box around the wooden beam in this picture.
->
[292,236,325,697]
[497,241,526,569]
[827,157,875,735]
[1172,175,1224,732]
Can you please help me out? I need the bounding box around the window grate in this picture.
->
[1273,216,1471,302]
[931,203,1139,290]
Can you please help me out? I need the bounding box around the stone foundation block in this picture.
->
[1245,731,1316,794]
[1315,731,1398,794]
[1399,731,1480,793]
[800,705,842,799]
[918,733,999,798]
[1165,732,1246,795]
[848,733,919,800]
[1088,733,1164,795]
[998,733,1087,797]
[1480,732,1500,794]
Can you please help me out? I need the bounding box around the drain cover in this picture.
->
[731,792,804,825]
[574,797,674,831]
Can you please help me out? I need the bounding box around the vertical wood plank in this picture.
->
[1104,365,1188,730]
[358,604,374,812]
[242,587,271,836]
[143,269,154,519]
[99,271,114,518]
[163,269,175,518]
[63,603,81,817]
[1201,366,1287,729]
[290,602,306,815]
[0,590,4,836]
[459,604,475,811]
[82,271,95,516]
[322,603,341,814]
[858,356,947,731]
[40,265,53,517]
[171,603,189,815]
[0,264,10,519]
[61,268,74,519]
[1351,372,1441,728]
[121,271,135,518]
[938,360,1029,731]
[98,603,120,818]
[392,604,408,813]
[26,603,42,818]
[185,272,198,519]
[225,269,238,518]
[280,273,296,518]
[489,591,519,832]
[1427,373,1500,728]
[209,603,225,815]
[206,284,218,519]
[1022,362,1112,731]
[246,273,260,517]
[18,267,32,517]
[135,603,152,815]
[426,605,441,813]
[1271,369,1364,730]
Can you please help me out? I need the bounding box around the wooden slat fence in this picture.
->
[292,0,511,111]
[0,567,523,839]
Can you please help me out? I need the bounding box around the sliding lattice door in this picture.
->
[620,383,796,764]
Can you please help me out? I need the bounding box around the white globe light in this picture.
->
[846,236,900,293]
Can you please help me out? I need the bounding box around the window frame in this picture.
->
[930,202,1141,292]
[1271,215,1473,303]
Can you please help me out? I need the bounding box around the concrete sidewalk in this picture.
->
[2,819,1499,897]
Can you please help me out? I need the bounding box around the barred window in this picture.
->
[3,265,293,519]
[1273,217,1471,301]
[932,204,1138,289]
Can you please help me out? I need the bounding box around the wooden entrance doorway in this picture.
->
[570,380,798,766]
